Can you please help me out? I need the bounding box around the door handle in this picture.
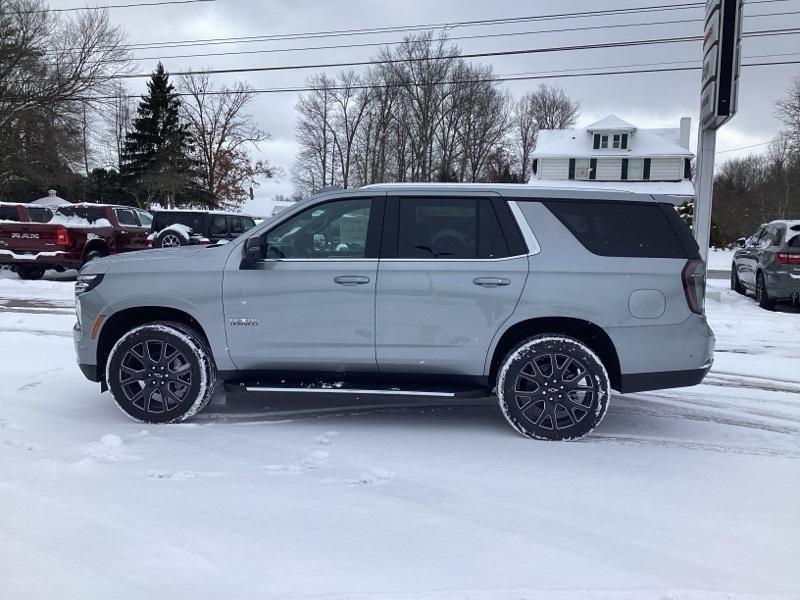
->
[334,275,371,286]
[473,277,511,287]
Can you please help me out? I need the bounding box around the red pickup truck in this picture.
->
[0,202,153,279]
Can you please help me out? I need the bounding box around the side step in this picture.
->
[223,376,489,399]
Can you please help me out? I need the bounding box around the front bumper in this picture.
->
[74,322,100,382]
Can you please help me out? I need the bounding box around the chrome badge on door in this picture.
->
[229,318,260,327]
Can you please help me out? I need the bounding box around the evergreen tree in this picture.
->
[120,63,196,207]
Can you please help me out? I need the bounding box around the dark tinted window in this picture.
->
[26,207,52,222]
[788,234,800,248]
[0,205,19,221]
[229,216,245,234]
[210,215,228,236]
[545,200,687,259]
[242,217,256,231]
[115,208,138,226]
[397,197,510,259]
[153,212,203,232]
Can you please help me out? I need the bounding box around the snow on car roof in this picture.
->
[150,208,254,217]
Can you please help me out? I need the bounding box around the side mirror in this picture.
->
[240,235,263,269]
[736,237,746,248]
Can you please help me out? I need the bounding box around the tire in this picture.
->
[105,321,217,423]
[497,335,611,441]
[755,272,776,311]
[156,230,187,248]
[83,250,105,265]
[16,265,46,280]
[730,263,746,295]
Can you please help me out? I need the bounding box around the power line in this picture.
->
[100,27,800,80]
[113,0,791,51]
[3,0,216,14]
[122,9,800,64]
[2,59,797,103]
[38,1,742,54]
[715,137,786,154]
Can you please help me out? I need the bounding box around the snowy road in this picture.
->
[1,272,799,599]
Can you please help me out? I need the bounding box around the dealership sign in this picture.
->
[700,0,743,129]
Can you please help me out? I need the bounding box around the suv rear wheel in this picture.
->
[106,322,216,423]
[755,272,776,311]
[497,335,610,441]
[156,230,187,248]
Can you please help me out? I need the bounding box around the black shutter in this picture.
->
[568,158,575,180]
[531,159,538,175]
[621,158,628,180]
[684,158,691,179]
[593,134,600,150]
[621,134,628,149]
[643,158,651,180]
[589,158,597,180]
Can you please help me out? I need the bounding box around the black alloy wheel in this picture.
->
[498,335,610,441]
[106,322,216,423]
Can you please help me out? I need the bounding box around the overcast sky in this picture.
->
[63,0,800,211]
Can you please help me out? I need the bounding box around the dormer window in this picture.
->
[593,132,629,150]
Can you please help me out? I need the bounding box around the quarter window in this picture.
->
[265,198,371,259]
[26,207,52,222]
[397,197,510,259]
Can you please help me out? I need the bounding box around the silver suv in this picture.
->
[73,184,715,440]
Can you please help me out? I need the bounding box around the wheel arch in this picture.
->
[488,317,622,391]
[96,306,210,386]
[82,239,109,261]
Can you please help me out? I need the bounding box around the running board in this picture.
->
[223,378,488,399]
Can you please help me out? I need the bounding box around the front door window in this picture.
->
[265,198,371,259]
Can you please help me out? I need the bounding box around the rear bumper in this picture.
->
[766,271,800,300]
[619,363,711,393]
[0,250,81,269]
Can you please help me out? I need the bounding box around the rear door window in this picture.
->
[0,205,19,221]
[210,215,228,236]
[114,208,139,226]
[229,216,245,235]
[26,207,52,222]
[544,200,687,258]
[396,197,511,259]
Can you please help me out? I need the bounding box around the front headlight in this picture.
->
[74,273,104,298]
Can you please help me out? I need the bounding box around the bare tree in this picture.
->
[180,72,274,209]
[775,76,800,157]
[330,71,372,188]
[0,0,130,197]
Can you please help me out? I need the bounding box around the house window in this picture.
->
[600,135,609,149]
[575,158,591,180]
[627,158,644,179]
[612,134,621,149]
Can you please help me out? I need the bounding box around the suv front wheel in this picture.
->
[106,322,216,423]
[497,335,610,441]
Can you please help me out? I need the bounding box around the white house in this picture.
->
[529,115,694,197]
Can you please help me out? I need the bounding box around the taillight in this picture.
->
[775,253,800,265]
[55,227,70,246]
[147,238,154,248]
[682,259,706,315]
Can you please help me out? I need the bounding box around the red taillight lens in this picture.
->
[776,253,800,265]
[682,259,706,315]
[55,227,69,246]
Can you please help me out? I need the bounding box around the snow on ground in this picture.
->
[706,248,735,272]
[0,274,799,599]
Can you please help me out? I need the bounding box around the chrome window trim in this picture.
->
[507,200,541,255]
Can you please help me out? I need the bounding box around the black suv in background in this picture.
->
[731,220,800,309]
[149,210,257,248]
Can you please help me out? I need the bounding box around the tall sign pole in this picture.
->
[694,0,743,261]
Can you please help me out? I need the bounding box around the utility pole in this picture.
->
[694,0,743,261]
